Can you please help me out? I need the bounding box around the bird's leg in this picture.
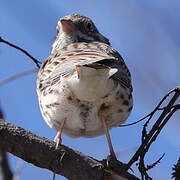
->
[100,113,116,159]
[54,118,66,148]
[53,118,66,180]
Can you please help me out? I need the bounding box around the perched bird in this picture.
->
[37,14,133,161]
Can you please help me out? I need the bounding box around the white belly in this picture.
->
[67,72,115,102]
[39,75,133,138]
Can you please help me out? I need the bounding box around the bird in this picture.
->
[36,13,133,170]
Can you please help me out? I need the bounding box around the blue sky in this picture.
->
[0,0,180,179]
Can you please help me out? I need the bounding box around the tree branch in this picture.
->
[0,150,13,180]
[0,68,38,87]
[0,36,41,68]
[0,108,13,180]
[172,157,180,180]
[1,36,179,179]
[0,121,138,180]
[125,86,180,179]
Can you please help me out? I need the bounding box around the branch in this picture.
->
[0,36,41,68]
[172,157,180,180]
[0,68,38,86]
[1,36,179,179]
[125,86,180,179]
[119,86,180,128]
[0,121,138,180]
[0,150,13,180]
[0,108,13,180]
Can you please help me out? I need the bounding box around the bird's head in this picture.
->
[51,14,110,53]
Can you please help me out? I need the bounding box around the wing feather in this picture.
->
[37,42,132,92]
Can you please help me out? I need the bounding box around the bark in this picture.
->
[0,121,138,180]
[0,109,13,180]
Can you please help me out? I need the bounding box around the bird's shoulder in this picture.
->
[39,42,122,73]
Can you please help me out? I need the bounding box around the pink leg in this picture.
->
[100,113,116,158]
[54,131,62,149]
[54,118,66,149]
[53,118,66,180]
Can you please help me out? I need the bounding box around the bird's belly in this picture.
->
[39,83,133,138]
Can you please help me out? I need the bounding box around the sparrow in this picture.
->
[37,13,133,166]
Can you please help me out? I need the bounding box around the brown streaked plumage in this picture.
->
[36,14,133,166]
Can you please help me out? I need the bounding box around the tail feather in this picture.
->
[76,63,117,79]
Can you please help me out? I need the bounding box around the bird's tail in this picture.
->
[76,63,117,79]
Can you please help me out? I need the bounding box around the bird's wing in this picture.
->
[37,42,132,92]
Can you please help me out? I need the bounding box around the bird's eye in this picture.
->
[86,22,93,31]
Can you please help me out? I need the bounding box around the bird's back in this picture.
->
[37,42,132,93]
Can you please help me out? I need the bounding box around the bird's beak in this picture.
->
[60,19,73,33]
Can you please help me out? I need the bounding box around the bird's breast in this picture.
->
[39,79,133,138]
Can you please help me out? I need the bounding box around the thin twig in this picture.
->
[146,153,165,171]
[0,36,41,68]
[119,87,178,128]
[0,68,38,86]
[118,113,153,127]
[172,157,180,179]
[146,105,180,150]
[12,159,24,180]
[125,86,180,171]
